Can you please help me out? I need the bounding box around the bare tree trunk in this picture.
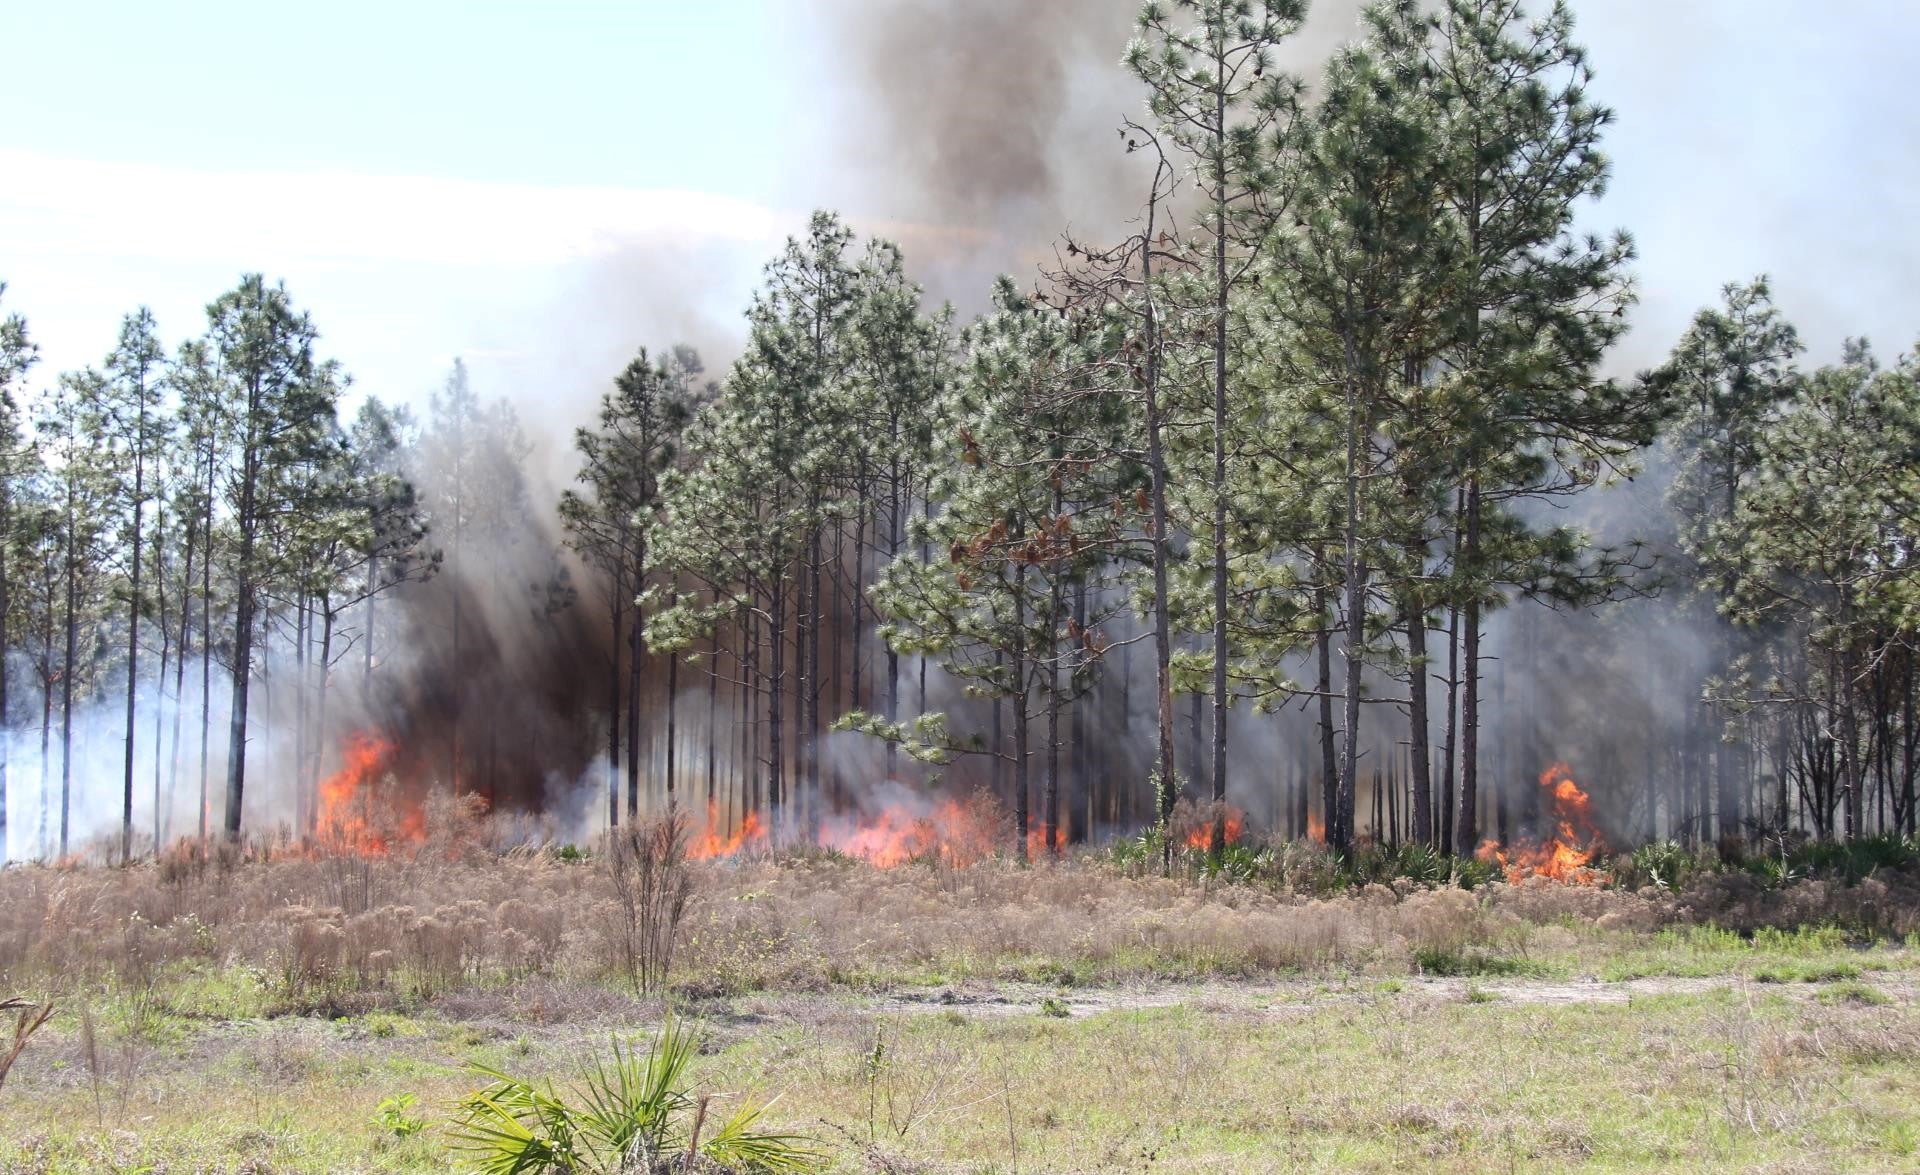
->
[665,615,679,808]
[198,452,215,844]
[60,495,78,857]
[768,578,785,826]
[1337,339,1366,856]
[1441,597,1459,853]
[1407,607,1432,846]
[607,576,624,829]
[706,628,719,804]
[0,487,10,858]
[628,578,644,821]
[1315,562,1337,845]
[1142,225,1176,869]
[1207,100,1231,857]
[121,415,147,861]
[1012,561,1030,862]
[1455,477,1483,857]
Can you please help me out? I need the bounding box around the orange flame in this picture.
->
[684,801,768,861]
[819,796,1006,867]
[315,732,423,855]
[1183,805,1246,850]
[1475,762,1607,884]
[1306,811,1326,844]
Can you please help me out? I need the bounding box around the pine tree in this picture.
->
[561,347,699,822]
[100,308,170,858]
[204,275,339,842]
[1712,343,1920,842]
[36,370,117,855]
[0,283,38,859]
[1127,0,1305,853]
[1649,277,1802,840]
[859,279,1136,858]
[1426,0,1641,856]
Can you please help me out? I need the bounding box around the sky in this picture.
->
[3,0,1918,438]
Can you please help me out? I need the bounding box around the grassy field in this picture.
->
[4,848,1920,1173]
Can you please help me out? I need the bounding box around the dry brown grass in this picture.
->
[2,825,1913,1014]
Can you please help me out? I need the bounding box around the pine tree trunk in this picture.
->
[1012,560,1030,862]
[1045,521,1063,857]
[607,576,624,829]
[1406,607,1432,847]
[1337,338,1366,857]
[60,491,78,857]
[1208,94,1231,857]
[1441,599,1459,853]
[1315,565,1337,845]
[225,403,263,843]
[1455,476,1483,857]
[851,507,865,723]
[706,629,718,803]
[198,451,215,844]
[169,507,195,851]
[122,417,145,861]
[666,628,679,808]
[807,528,823,824]
[628,564,645,821]
[768,578,785,826]
[0,485,9,860]
[886,456,901,781]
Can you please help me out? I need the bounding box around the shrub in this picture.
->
[603,814,693,995]
[1614,841,1719,892]
[449,1015,820,1173]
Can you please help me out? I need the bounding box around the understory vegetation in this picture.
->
[4,835,1920,1172]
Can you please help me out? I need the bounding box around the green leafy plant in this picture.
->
[1037,996,1071,1019]
[448,1015,819,1173]
[374,1092,427,1139]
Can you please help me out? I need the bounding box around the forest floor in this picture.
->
[5,933,1920,1174]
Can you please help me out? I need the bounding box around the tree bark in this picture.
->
[1455,476,1482,857]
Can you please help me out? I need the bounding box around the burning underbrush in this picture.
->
[1476,763,1611,885]
[7,807,1919,1019]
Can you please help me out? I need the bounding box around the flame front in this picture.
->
[682,791,1022,867]
[316,731,423,854]
[1475,762,1607,884]
[1183,805,1246,850]
[685,801,768,861]
[820,796,1006,867]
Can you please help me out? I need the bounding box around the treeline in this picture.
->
[4,1,1916,864]
[576,0,1920,859]
[0,279,564,860]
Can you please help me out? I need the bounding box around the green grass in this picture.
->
[5,972,1918,1173]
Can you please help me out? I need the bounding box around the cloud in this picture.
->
[0,149,795,271]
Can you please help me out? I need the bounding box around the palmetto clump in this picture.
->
[449,1015,819,1174]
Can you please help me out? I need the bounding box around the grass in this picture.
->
[3,979,1917,1173]
[5,848,1920,1171]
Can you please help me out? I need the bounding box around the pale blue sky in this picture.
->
[4,1,1918,451]
[5,2,784,195]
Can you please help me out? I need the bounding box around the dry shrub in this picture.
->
[4,821,1914,1008]
[603,813,693,994]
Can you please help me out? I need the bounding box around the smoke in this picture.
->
[782,0,1370,306]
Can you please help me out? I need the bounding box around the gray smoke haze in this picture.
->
[781,0,1370,306]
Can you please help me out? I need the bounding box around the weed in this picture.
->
[1819,981,1889,1006]
[1038,996,1071,1019]
[372,1092,426,1139]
